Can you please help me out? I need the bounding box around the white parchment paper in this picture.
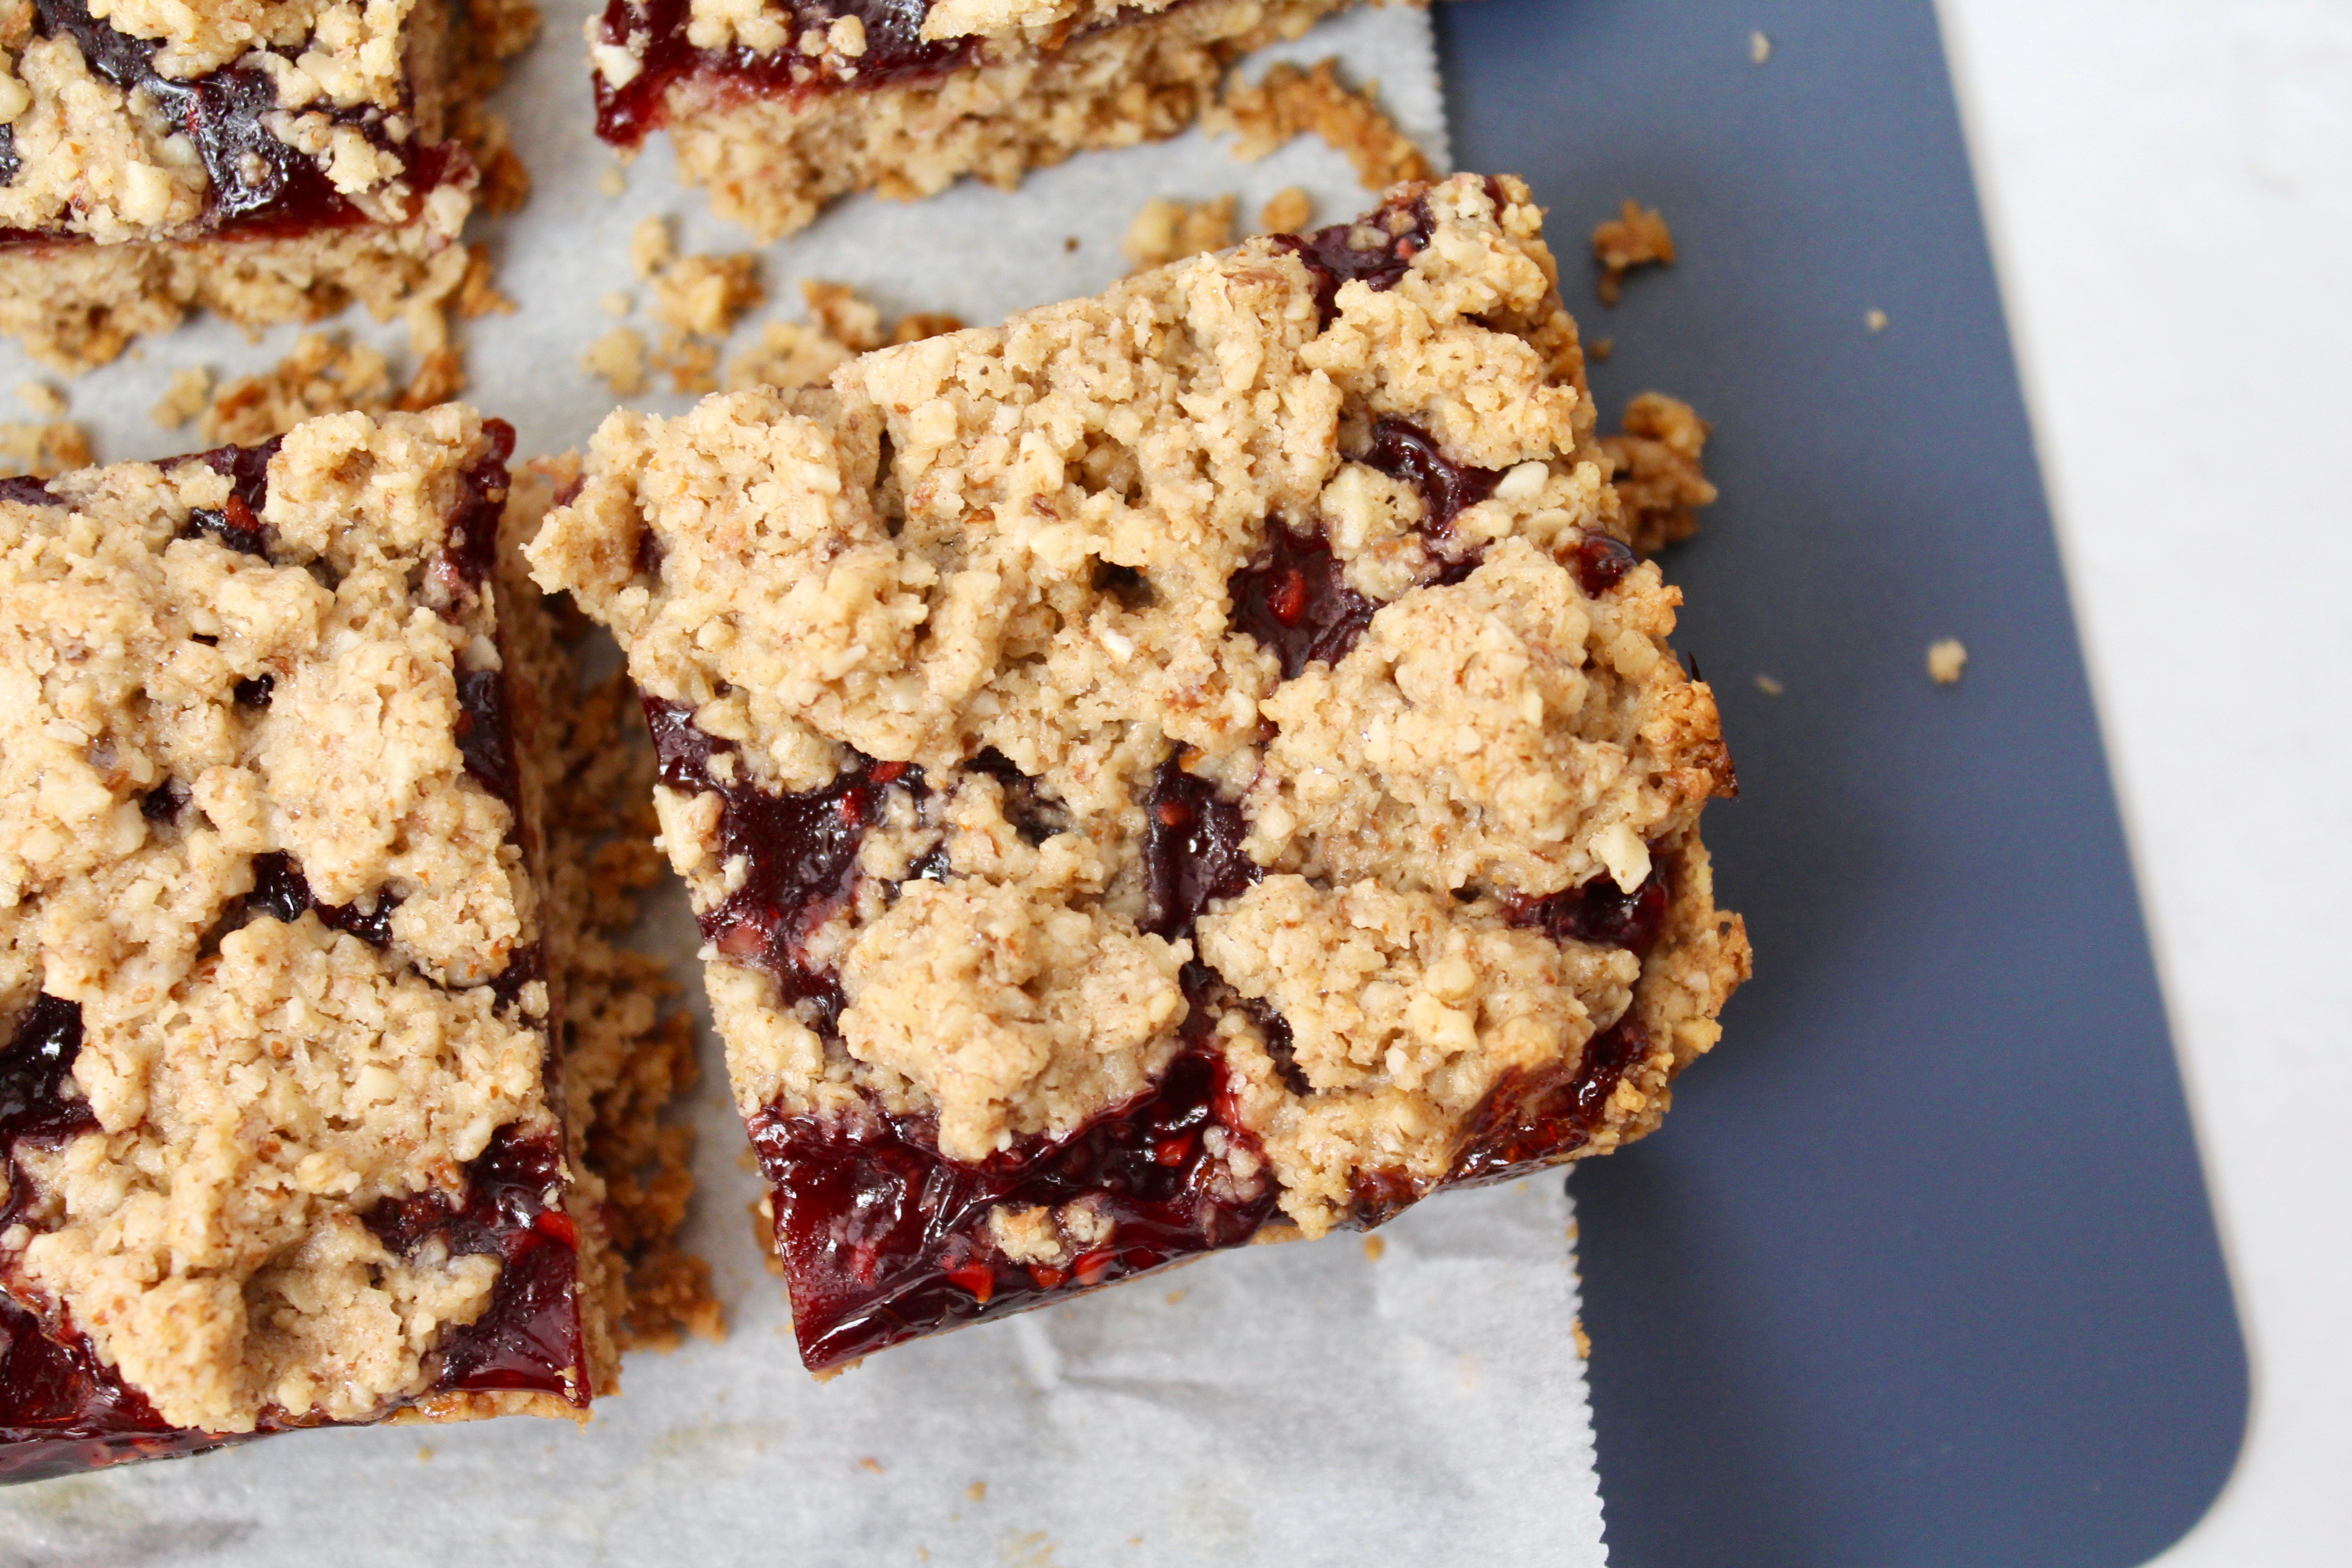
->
[0,6,1612,1562]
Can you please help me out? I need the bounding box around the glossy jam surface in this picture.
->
[1270,196,1438,328]
[593,0,971,146]
[1141,753,1259,938]
[1358,415,1502,541]
[1503,863,1670,954]
[0,0,462,248]
[751,1040,1276,1371]
[1225,524,1378,682]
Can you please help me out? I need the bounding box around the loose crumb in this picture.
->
[600,165,629,199]
[1063,235,1080,253]
[1755,674,1784,696]
[801,279,885,352]
[1572,1320,1592,1359]
[1208,58,1432,190]
[0,419,89,477]
[1362,1234,1386,1262]
[601,291,632,317]
[1588,337,1614,363]
[630,216,676,281]
[1866,308,1889,333]
[197,333,392,445]
[1928,638,1968,685]
[651,252,765,339]
[1592,199,1676,306]
[651,331,722,395]
[1164,1289,1187,1306]
[451,243,514,321]
[1749,30,1772,64]
[858,1456,886,1474]
[416,1445,435,1463]
[149,366,215,429]
[1600,392,1718,553]
[585,326,649,396]
[15,381,65,418]
[967,1481,988,1502]
[1259,185,1314,234]
[397,348,467,412]
[1122,195,1236,271]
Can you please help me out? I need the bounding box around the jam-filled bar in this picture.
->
[0,409,645,1481]
[530,173,1751,1372]
[0,0,532,370]
[589,0,1385,240]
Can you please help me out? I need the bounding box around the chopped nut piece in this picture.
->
[1867,308,1890,333]
[1750,30,1773,64]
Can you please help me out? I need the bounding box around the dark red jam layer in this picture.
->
[1225,416,1499,679]
[0,0,463,249]
[593,0,974,147]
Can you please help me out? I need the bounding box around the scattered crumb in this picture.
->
[199,332,392,445]
[1866,308,1889,333]
[1749,29,1772,64]
[451,243,515,320]
[1164,1289,1187,1306]
[1362,1234,1386,1263]
[1755,674,1785,696]
[1004,1531,1056,1568]
[1122,194,1237,271]
[1588,337,1614,363]
[728,285,961,391]
[15,381,64,418]
[858,1456,886,1474]
[968,1481,988,1502]
[601,290,632,317]
[1063,235,1081,253]
[1928,638,1969,685]
[149,366,214,429]
[1572,1319,1592,1359]
[1592,199,1676,306]
[802,279,884,351]
[651,251,765,338]
[599,165,628,199]
[1259,185,1313,234]
[397,347,467,412]
[652,331,722,395]
[630,215,676,281]
[1600,392,1718,552]
[416,1444,435,1463]
[1208,58,1432,190]
[585,325,649,396]
[468,111,531,216]
[891,312,965,346]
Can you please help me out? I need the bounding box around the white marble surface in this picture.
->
[1937,2,2352,1561]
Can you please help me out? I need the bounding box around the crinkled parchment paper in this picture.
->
[0,5,1611,1562]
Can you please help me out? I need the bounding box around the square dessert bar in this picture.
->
[589,0,1378,240]
[0,409,634,1482]
[0,0,533,370]
[531,172,1751,1371]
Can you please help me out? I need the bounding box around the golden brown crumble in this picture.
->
[531,175,1749,1240]
[1122,194,1237,271]
[0,418,93,477]
[1600,392,1717,554]
[1259,185,1314,234]
[1592,199,1675,307]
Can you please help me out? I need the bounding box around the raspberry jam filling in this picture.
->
[593,0,975,146]
[0,0,465,249]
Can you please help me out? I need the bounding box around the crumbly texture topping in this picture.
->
[725,282,962,394]
[1601,391,1716,554]
[534,175,1747,1237]
[0,407,555,1432]
[0,417,93,477]
[647,0,1366,241]
[1591,198,1675,307]
[1207,57,1431,191]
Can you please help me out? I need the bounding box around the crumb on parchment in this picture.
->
[1123,194,1237,270]
[1592,199,1675,306]
[0,419,90,477]
[1208,57,1431,190]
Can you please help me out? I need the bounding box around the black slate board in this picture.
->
[1436,3,2249,1563]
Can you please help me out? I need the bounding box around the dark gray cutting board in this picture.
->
[1436,3,2249,1563]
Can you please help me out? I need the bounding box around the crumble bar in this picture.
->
[0,407,681,1482]
[588,0,1392,241]
[0,0,537,371]
[530,172,1750,1371]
